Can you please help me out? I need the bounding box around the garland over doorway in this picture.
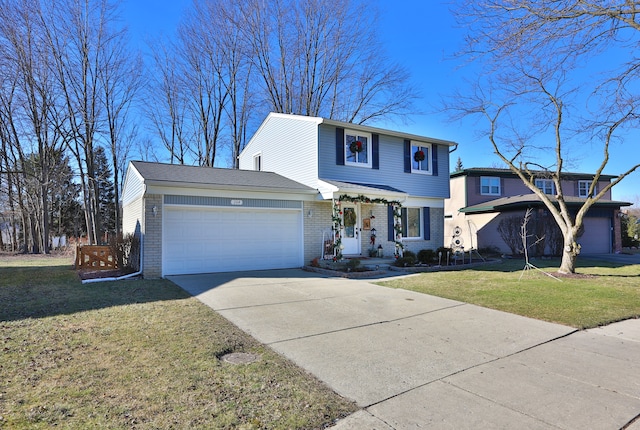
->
[331,194,404,261]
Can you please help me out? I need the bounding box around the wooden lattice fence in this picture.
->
[75,245,116,270]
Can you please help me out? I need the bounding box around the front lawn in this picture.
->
[378,258,640,329]
[0,255,357,429]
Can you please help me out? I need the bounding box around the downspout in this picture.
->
[449,142,459,153]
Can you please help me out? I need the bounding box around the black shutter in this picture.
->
[432,144,438,176]
[387,205,395,241]
[336,127,345,165]
[372,134,379,169]
[404,139,411,173]
[423,207,430,240]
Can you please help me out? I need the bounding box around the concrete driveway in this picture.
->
[169,269,640,429]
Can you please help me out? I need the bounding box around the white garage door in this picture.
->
[163,206,303,275]
[578,217,611,254]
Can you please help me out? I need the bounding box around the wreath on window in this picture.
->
[349,140,363,153]
[414,150,425,162]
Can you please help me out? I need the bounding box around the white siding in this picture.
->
[239,113,321,188]
[121,163,145,206]
[121,163,146,238]
[122,198,143,237]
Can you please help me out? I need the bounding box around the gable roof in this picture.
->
[460,193,631,214]
[130,161,316,194]
[254,112,458,147]
[451,167,618,181]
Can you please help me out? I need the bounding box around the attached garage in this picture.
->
[163,203,303,275]
[578,217,612,254]
[121,161,315,278]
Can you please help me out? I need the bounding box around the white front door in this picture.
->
[341,203,360,255]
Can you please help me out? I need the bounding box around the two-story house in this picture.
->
[444,168,631,256]
[122,112,457,277]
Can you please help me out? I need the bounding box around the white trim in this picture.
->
[253,152,262,171]
[410,141,432,175]
[480,176,501,196]
[578,180,596,197]
[401,207,423,240]
[344,129,373,168]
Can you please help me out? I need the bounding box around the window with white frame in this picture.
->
[578,180,596,197]
[535,179,556,195]
[253,153,262,171]
[401,207,421,239]
[480,176,501,195]
[411,142,431,174]
[345,131,371,167]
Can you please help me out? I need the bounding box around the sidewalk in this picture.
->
[170,269,640,429]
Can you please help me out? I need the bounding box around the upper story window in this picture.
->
[535,179,556,195]
[401,207,422,239]
[253,153,262,171]
[480,176,501,195]
[345,131,371,167]
[578,180,596,198]
[411,142,431,174]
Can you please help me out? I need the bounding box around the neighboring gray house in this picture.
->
[122,112,457,277]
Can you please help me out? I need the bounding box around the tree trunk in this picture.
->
[558,235,580,274]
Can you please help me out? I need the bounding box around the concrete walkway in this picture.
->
[169,269,640,429]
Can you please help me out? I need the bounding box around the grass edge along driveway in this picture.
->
[378,258,640,329]
[0,255,357,429]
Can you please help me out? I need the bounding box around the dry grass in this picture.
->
[0,254,357,429]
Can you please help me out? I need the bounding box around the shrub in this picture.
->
[417,249,436,264]
[393,256,415,267]
[345,258,361,271]
[402,250,416,260]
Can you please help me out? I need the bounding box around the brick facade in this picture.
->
[143,194,163,278]
[302,201,445,263]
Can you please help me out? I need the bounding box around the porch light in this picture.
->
[370,228,376,237]
[152,205,158,217]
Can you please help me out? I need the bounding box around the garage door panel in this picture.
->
[163,206,302,275]
[578,218,611,254]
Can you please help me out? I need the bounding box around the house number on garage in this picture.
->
[230,199,243,206]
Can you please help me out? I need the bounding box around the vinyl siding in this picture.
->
[238,114,320,188]
[121,164,145,206]
[318,124,450,198]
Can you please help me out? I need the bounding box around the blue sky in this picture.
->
[120,0,638,203]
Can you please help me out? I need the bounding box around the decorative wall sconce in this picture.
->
[152,205,158,217]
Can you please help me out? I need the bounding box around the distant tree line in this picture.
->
[0,0,413,253]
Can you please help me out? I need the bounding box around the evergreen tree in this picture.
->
[455,157,463,172]
[94,147,116,242]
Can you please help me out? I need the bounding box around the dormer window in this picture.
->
[345,131,371,167]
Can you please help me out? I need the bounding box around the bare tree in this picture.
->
[239,0,417,124]
[0,0,67,253]
[449,0,640,274]
[145,41,189,165]
[99,28,142,234]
